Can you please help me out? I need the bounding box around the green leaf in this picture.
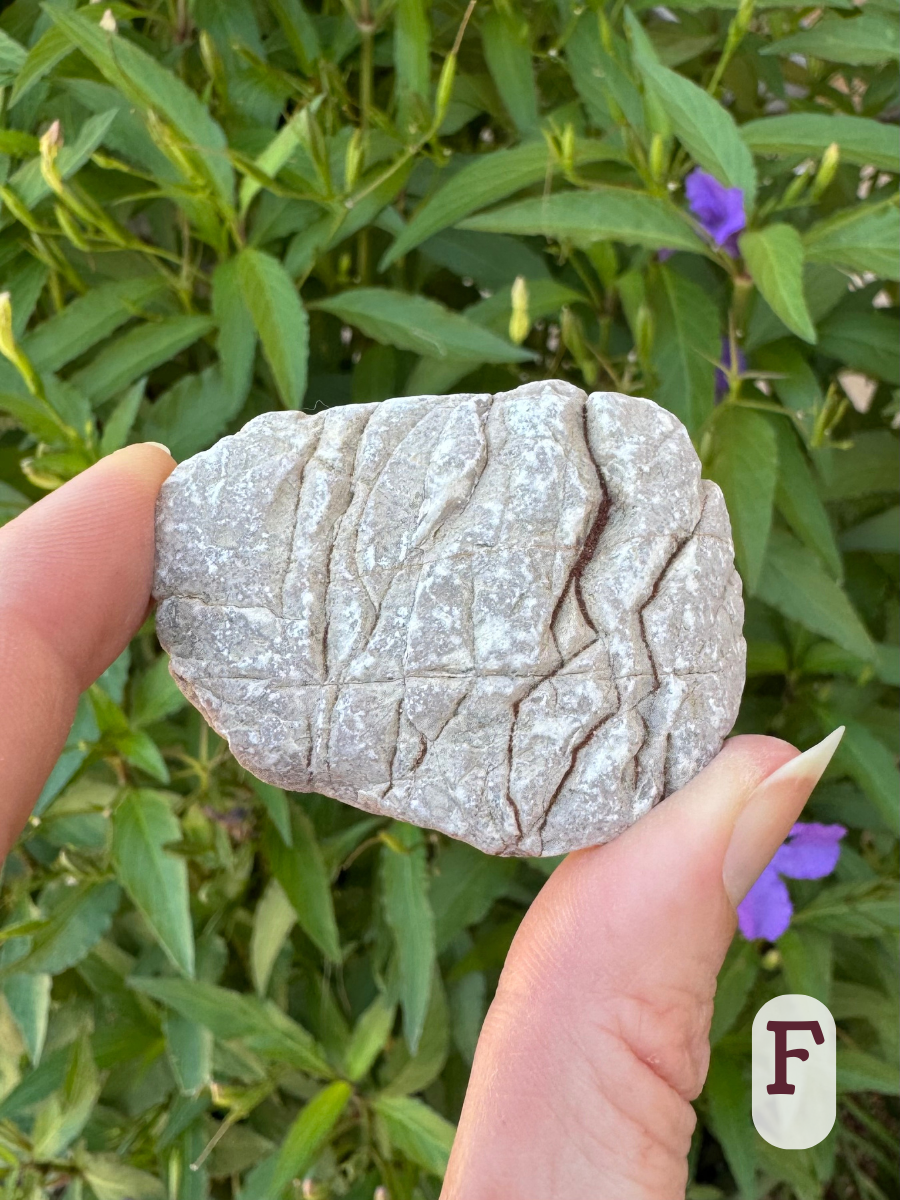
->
[778,927,832,1005]
[649,264,720,433]
[381,823,436,1053]
[237,247,308,408]
[482,8,539,137]
[250,778,293,846]
[116,730,171,783]
[313,288,533,363]
[792,880,899,937]
[756,529,875,662]
[836,1049,900,1094]
[826,719,900,834]
[0,26,25,85]
[9,24,72,105]
[250,879,297,997]
[71,316,214,407]
[741,113,900,174]
[840,506,899,554]
[46,7,234,206]
[373,1094,456,1178]
[131,655,187,727]
[703,1053,757,1198]
[771,418,842,578]
[430,842,515,954]
[394,0,431,136]
[82,1155,167,1200]
[32,1034,100,1160]
[164,1011,212,1096]
[21,276,166,375]
[706,406,778,592]
[100,378,147,456]
[380,140,623,267]
[0,881,120,979]
[271,1081,352,1193]
[263,807,341,963]
[344,993,396,1082]
[627,10,757,201]
[6,108,118,214]
[212,254,257,410]
[269,0,320,74]
[740,225,816,344]
[381,972,449,1096]
[567,14,644,132]
[129,976,333,1077]
[2,972,50,1064]
[111,790,195,976]
[803,202,900,282]
[710,939,760,1046]
[460,187,706,254]
[138,365,241,462]
[815,431,899,501]
[763,13,898,66]
[818,311,900,385]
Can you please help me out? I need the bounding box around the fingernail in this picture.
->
[142,441,172,456]
[722,727,844,906]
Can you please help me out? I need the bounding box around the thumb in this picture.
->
[441,730,843,1200]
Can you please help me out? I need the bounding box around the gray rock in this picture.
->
[153,381,745,856]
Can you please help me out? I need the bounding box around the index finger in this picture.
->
[0,443,174,857]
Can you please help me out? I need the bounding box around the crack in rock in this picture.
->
[154,382,746,856]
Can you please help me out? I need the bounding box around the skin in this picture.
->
[0,448,827,1198]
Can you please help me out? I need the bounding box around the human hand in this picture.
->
[0,448,841,1200]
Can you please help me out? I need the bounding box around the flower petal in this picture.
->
[737,863,794,941]
[772,822,847,880]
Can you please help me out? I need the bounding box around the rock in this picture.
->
[153,381,745,856]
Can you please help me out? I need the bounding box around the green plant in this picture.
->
[0,0,897,1196]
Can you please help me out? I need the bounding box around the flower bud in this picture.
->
[561,306,597,387]
[508,276,530,345]
[39,119,64,195]
[99,7,117,33]
[648,133,668,184]
[344,128,364,191]
[434,54,457,126]
[634,303,654,365]
[810,141,840,201]
[598,9,614,53]
[0,292,16,365]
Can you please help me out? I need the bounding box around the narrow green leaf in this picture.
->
[741,225,816,344]
[46,8,234,205]
[460,187,706,254]
[9,24,72,105]
[710,938,760,1048]
[271,1081,352,1192]
[138,365,241,462]
[0,480,29,526]
[344,993,396,1082]
[430,843,515,954]
[381,823,435,1053]
[164,1011,212,1096]
[71,316,214,408]
[778,927,832,1005]
[312,288,533,362]
[111,790,195,976]
[703,1053,757,1198]
[263,807,341,963]
[32,1033,100,1161]
[250,879,297,997]
[836,1049,900,1094]
[627,10,757,201]
[373,1094,456,1177]
[803,202,900,282]
[741,112,900,174]
[237,247,308,408]
[250,778,293,846]
[482,8,539,137]
[269,0,320,74]
[82,1155,167,1200]
[706,406,778,592]
[818,311,900,385]
[826,718,900,834]
[394,0,431,136]
[650,264,720,433]
[567,13,643,132]
[131,655,187,728]
[382,973,449,1096]
[771,418,842,578]
[756,529,875,662]
[763,13,898,66]
[381,140,624,267]
[100,378,147,457]
[129,976,333,1077]
[840,506,899,554]
[0,881,120,979]
[22,277,166,375]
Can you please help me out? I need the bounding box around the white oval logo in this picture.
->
[752,993,836,1149]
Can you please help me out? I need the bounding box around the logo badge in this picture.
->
[752,994,836,1149]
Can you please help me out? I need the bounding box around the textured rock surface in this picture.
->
[154,381,745,856]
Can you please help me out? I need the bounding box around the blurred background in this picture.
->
[0,0,896,1196]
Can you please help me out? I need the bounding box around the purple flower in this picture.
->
[737,822,847,942]
[685,169,746,256]
[715,337,747,400]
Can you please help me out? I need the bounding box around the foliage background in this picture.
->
[0,0,897,1196]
